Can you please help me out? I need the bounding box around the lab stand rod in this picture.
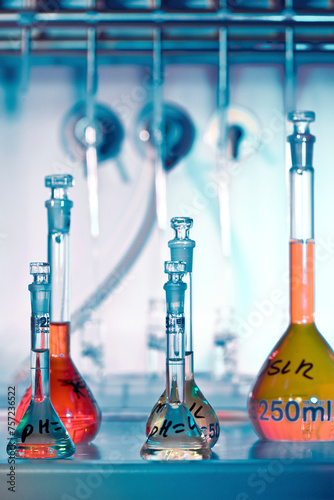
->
[3,11,334,29]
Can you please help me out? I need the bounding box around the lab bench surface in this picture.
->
[1,410,334,500]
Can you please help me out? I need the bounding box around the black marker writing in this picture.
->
[295,359,314,379]
[189,402,205,419]
[267,359,314,379]
[59,379,87,399]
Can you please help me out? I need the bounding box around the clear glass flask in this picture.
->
[248,111,334,441]
[146,217,220,447]
[141,261,211,460]
[7,263,75,459]
[16,175,101,444]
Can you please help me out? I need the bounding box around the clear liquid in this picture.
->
[141,403,212,460]
[146,352,220,447]
[8,399,75,459]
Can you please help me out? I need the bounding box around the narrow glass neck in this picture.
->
[184,272,192,351]
[290,167,314,241]
[50,322,70,357]
[185,352,194,381]
[48,232,70,323]
[184,272,194,379]
[290,166,315,324]
[166,313,185,405]
[30,306,50,402]
[31,350,50,402]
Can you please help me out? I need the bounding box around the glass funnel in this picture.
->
[248,111,334,441]
[146,217,220,447]
[16,175,101,444]
[8,263,75,459]
[141,262,211,461]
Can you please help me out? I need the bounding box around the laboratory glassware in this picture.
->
[16,175,101,444]
[146,218,220,447]
[141,261,211,460]
[248,111,334,441]
[7,263,75,459]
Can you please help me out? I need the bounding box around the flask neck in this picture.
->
[31,350,50,402]
[50,322,70,357]
[290,240,314,324]
[184,272,194,379]
[48,231,70,323]
[166,313,185,405]
[185,351,194,381]
[30,295,51,402]
[289,144,315,325]
[46,190,72,323]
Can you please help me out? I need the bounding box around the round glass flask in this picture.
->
[248,112,334,441]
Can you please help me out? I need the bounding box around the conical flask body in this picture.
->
[248,323,334,441]
[146,378,220,448]
[141,403,212,460]
[8,399,75,459]
[16,323,101,444]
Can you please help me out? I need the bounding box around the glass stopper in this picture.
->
[171,217,193,240]
[164,261,187,275]
[45,174,74,189]
[288,111,315,124]
[287,110,315,168]
[45,175,74,201]
[30,262,50,277]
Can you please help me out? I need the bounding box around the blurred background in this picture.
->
[2,0,334,411]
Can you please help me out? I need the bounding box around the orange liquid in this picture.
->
[248,323,334,441]
[248,241,334,441]
[290,240,314,324]
[16,322,101,444]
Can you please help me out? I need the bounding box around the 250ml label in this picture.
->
[258,399,334,423]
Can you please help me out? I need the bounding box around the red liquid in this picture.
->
[16,322,101,444]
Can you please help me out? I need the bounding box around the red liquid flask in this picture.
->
[16,175,101,443]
